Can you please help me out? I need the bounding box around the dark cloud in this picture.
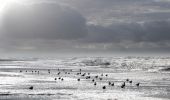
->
[1,2,87,40]
[146,0,170,9]
[1,0,170,55]
[61,0,170,24]
[82,20,170,43]
[143,20,170,42]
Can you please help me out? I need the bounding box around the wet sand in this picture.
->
[0,57,170,100]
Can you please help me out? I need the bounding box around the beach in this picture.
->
[0,57,170,100]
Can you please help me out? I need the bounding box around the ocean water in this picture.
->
[0,57,170,100]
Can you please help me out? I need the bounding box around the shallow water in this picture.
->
[0,57,170,100]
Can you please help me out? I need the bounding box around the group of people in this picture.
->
[20,68,140,90]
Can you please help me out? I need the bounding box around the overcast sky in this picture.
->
[0,0,170,57]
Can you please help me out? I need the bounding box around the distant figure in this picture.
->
[38,71,39,74]
[92,79,95,82]
[58,68,60,71]
[29,86,33,90]
[26,71,27,72]
[126,79,129,82]
[108,81,111,85]
[101,73,103,76]
[61,78,64,81]
[121,82,125,88]
[136,83,140,87]
[102,86,106,89]
[81,73,86,76]
[48,69,50,74]
[99,78,102,80]
[77,79,80,81]
[129,80,132,84]
[70,69,72,72]
[86,76,90,79]
[94,82,97,86]
[80,69,82,72]
[32,71,33,73]
[95,75,98,79]
[88,73,90,75]
[20,70,22,73]
[54,78,57,81]
[58,77,61,80]
[77,73,80,75]
[105,74,108,77]
[58,72,60,75]
[111,83,114,86]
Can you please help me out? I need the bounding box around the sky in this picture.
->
[0,0,170,57]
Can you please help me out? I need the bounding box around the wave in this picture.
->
[160,67,170,72]
[81,59,111,66]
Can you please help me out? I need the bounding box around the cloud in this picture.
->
[1,0,170,55]
[1,2,87,40]
[143,20,170,42]
[82,20,170,44]
[57,0,170,25]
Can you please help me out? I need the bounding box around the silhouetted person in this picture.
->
[108,81,111,85]
[129,80,132,84]
[92,79,95,82]
[102,86,106,89]
[105,74,108,77]
[29,86,33,90]
[95,75,98,79]
[82,73,86,76]
[77,73,80,75]
[121,82,125,88]
[94,82,97,86]
[55,78,57,81]
[99,78,102,80]
[77,79,80,81]
[126,79,129,82]
[61,78,64,81]
[111,83,114,86]
[86,76,90,79]
[136,83,140,87]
